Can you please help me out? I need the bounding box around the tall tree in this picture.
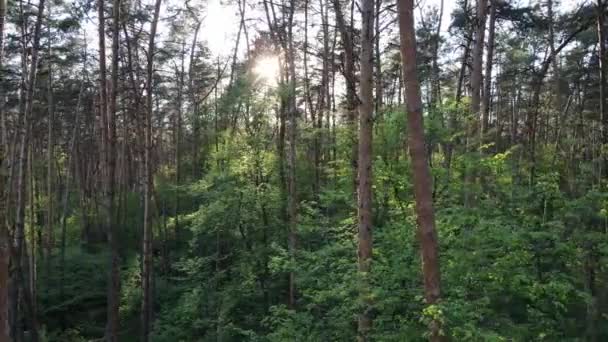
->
[331,0,358,197]
[286,0,298,310]
[481,0,496,136]
[105,0,121,339]
[598,0,607,166]
[397,0,443,341]
[12,0,46,340]
[142,0,162,340]
[357,0,374,338]
[0,0,9,339]
[470,0,487,123]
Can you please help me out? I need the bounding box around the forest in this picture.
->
[0,0,608,340]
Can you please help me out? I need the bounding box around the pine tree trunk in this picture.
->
[12,0,45,339]
[286,0,298,310]
[374,0,383,113]
[480,0,495,137]
[358,0,374,338]
[598,0,607,172]
[0,0,9,338]
[142,1,162,340]
[470,0,487,119]
[397,0,443,340]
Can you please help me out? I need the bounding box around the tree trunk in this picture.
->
[45,10,55,288]
[374,0,383,113]
[397,0,443,340]
[470,0,487,119]
[286,0,298,310]
[480,0,495,136]
[0,0,9,339]
[142,0,162,340]
[331,0,358,198]
[430,0,443,111]
[12,0,46,340]
[598,0,607,171]
[358,0,374,338]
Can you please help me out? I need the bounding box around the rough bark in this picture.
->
[142,0,162,340]
[358,0,374,337]
[0,0,9,338]
[286,0,298,310]
[397,0,443,340]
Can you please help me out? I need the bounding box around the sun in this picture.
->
[253,55,281,85]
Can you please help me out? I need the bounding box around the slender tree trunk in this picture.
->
[174,42,185,237]
[0,0,10,338]
[358,0,374,338]
[430,0,443,112]
[374,0,383,113]
[470,0,487,119]
[397,0,443,340]
[45,11,55,285]
[142,1,162,340]
[100,0,121,339]
[59,69,84,328]
[286,0,298,310]
[12,0,45,340]
[598,0,607,171]
[480,0,495,136]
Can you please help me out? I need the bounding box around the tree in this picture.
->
[142,0,162,340]
[598,0,607,170]
[105,0,121,339]
[397,0,443,340]
[470,0,487,121]
[481,0,496,136]
[0,0,9,339]
[357,0,374,338]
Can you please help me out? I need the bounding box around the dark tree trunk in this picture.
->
[481,0,496,136]
[357,0,374,338]
[142,1,162,340]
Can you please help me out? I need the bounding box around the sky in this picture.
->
[200,0,585,57]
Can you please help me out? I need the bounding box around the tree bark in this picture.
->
[358,0,374,338]
[331,0,358,198]
[598,0,607,169]
[470,0,487,118]
[12,0,46,340]
[480,0,495,136]
[286,0,298,310]
[142,0,162,340]
[0,0,9,339]
[397,0,443,340]
[374,0,383,113]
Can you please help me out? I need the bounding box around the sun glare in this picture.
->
[253,55,281,85]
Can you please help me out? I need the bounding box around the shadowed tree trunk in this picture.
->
[286,0,298,310]
[105,0,121,340]
[481,0,495,136]
[0,0,9,338]
[397,0,443,340]
[358,0,374,337]
[12,0,46,340]
[598,0,607,172]
[142,0,162,340]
